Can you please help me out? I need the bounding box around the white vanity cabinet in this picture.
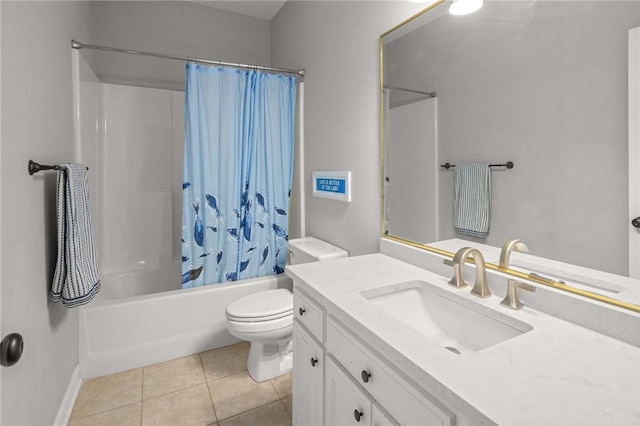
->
[293,289,327,426]
[293,322,325,426]
[292,287,455,426]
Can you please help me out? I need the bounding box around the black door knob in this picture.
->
[299,307,306,316]
[353,409,363,422]
[361,369,371,383]
[632,217,640,228]
[310,357,318,367]
[1,333,24,367]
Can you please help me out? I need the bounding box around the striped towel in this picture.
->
[454,163,491,237]
[50,164,100,307]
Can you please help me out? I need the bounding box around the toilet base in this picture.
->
[247,340,293,382]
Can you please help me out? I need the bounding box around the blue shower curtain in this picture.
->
[182,64,297,288]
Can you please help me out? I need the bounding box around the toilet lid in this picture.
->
[226,289,293,322]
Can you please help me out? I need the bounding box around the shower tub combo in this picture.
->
[79,268,292,379]
[74,51,294,379]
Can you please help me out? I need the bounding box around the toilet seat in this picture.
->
[226,289,293,322]
[226,313,293,335]
[226,310,292,323]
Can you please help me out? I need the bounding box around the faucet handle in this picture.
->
[443,259,468,289]
[500,279,536,310]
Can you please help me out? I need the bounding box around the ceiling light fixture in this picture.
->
[449,0,483,15]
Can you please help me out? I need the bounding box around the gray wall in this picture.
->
[1,2,92,424]
[86,1,271,91]
[386,1,640,274]
[1,2,272,424]
[272,1,425,256]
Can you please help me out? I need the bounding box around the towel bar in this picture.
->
[441,161,514,170]
[28,160,88,175]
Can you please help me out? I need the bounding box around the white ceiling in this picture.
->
[190,1,287,20]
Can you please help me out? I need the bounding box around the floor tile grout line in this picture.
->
[216,399,289,424]
[279,398,291,417]
[200,352,220,423]
[142,381,211,404]
[68,401,143,423]
[270,373,292,400]
[207,371,282,423]
[141,354,209,401]
[69,370,145,422]
[140,367,145,425]
[269,378,280,398]
[201,342,250,383]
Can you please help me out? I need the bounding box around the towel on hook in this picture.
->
[50,164,100,307]
[454,162,491,237]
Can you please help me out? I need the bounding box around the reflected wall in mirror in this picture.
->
[381,0,640,308]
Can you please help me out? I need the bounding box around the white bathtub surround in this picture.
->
[98,261,181,300]
[286,254,640,425]
[76,52,185,300]
[79,274,292,379]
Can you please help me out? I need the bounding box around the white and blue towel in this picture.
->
[50,164,100,307]
[454,162,491,237]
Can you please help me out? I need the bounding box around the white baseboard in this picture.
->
[54,365,83,426]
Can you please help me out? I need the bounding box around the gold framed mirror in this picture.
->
[380,0,640,313]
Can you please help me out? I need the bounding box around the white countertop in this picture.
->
[286,253,640,426]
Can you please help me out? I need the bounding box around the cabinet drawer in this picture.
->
[327,317,455,426]
[294,288,325,342]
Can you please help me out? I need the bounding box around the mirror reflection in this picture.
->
[382,0,640,306]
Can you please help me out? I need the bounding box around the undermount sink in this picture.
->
[360,281,532,355]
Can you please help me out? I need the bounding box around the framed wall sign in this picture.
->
[312,171,352,202]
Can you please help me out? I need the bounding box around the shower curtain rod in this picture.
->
[384,84,436,97]
[71,40,305,77]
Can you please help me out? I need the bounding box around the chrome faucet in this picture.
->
[444,247,491,298]
[500,279,536,310]
[499,239,529,269]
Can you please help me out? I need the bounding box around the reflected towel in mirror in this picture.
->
[454,162,491,237]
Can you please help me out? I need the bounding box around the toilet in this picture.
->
[225,236,348,382]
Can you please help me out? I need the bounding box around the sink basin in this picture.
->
[360,281,532,354]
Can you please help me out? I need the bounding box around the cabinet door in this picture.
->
[325,355,372,426]
[293,321,324,426]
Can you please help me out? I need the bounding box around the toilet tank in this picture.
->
[288,236,348,265]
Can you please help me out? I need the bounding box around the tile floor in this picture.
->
[69,342,292,426]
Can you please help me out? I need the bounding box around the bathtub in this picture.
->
[95,262,182,300]
[79,270,293,379]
